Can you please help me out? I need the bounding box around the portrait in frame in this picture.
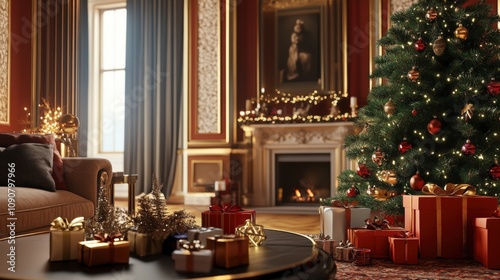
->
[275,7,323,92]
[0,0,9,125]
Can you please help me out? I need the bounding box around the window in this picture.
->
[88,0,126,170]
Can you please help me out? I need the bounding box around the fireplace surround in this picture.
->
[242,122,355,207]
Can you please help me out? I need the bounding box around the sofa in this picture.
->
[0,133,112,238]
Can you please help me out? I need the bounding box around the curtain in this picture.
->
[124,0,184,196]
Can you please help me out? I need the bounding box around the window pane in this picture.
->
[101,70,125,152]
[102,8,127,70]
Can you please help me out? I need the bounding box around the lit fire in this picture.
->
[306,188,314,197]
[292,188,316,202]
[295,189,302,197]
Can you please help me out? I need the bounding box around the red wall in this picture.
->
[0,0,32,132]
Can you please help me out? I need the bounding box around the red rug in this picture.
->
[334,258,500,280]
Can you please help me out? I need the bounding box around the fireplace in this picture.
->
[242,122,355,207]
[275,153,331,206]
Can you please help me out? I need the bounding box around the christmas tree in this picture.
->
[324,0,500,216]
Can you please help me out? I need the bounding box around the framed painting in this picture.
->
[0,0,9,125]
[275,7,323,92]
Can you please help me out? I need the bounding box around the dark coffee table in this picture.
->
[0,229,335,279]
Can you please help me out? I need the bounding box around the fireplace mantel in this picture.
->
[242,122,355,207]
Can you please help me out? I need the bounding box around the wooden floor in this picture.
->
[115,199,320,235]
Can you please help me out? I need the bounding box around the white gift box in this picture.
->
[172,249,213,273]
[319,206,371,242]
[188,227,223,247]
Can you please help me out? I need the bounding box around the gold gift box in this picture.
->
[206,235,249,268]
[49,230,85,261]
[77,240,130,267]
[128,230,163,257]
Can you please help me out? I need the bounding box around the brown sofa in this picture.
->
[0,157,112,238]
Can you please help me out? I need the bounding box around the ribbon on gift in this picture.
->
[330,200,358,239]
[209,203,242,212]
[336,241,354,262]
[93,233,123,243]
[421,183,476,196]
[365,216,390,230]
[393,230,414,238]
[50,216,84,231]
[235,219,266,247]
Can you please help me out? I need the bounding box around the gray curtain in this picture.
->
[124,0,184,197]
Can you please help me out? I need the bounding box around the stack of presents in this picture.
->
[318,189,500,269]
[48,204,263,273]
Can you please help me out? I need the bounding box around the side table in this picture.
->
[110,173,138,215]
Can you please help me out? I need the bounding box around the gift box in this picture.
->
[335,241,354,262]
[49,217,85,261]
[319,205,370,242]
[206,235,249,268]
[162,233,188,255]
[352,248,371,266]
[403,194,497,258]
[77,240,130,267]
[388,235,419,264]
[473,217,500,269]
[128,230,163,257]
[201,204,256,234]
[171,249,213,273]
[312,236,336,256]
[188,227,223,247]
[347,227,405,259]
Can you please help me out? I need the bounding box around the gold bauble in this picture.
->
[407,66,420,82]
[377,170,397,185]
[454,24,468,40]
[371,148,385,166]
[384,99,396,116]
[433,36,446,56]
[59,114,80,134]
[368,186,396,201]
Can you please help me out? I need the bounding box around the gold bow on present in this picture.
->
[235,219,266,247]
[50,216,84,231]
[421,183,476,196]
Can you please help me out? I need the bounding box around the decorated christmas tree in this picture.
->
[324,0,500,216]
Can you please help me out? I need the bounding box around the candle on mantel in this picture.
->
[245,99,252,111]
[350,96,358,108]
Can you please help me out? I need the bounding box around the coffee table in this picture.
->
[0,229,335,279]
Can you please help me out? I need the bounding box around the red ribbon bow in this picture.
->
[365,216,390,230]
[394,230,414,238]
[209,204,242,212]
[93,233,123,243]
[331,200,358,208]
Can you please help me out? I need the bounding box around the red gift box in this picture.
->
[201,204,256,234]
[474,217,500,269]
[403,195,497,259]
[388,236,419,264]
[347,227,405,259]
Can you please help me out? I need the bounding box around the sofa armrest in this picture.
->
[62,157,112,207]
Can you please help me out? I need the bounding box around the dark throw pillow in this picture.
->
[0,143,56,192]
[0,133,66,190]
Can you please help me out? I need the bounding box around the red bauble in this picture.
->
[357,163,371,178]
[347,185,360,197]
[410,172,425,191]
[493,209,500,218]
[427,119,442,135]
[415,38,426,52]
[461,140,476,156]
[398,139,412,154]
[487,80,500,96]
[412,109,418,116]
[488,163,500,180]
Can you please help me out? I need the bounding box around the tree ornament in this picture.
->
[377,170,397,185]
[487,79,500,96]
[433,36,446,56]
[371,148,385,166]
[461,103,474,122]
[488,160,500,180]
[426,8,438,21]
[414,38,426,52]
[347,185,360,197]
[410,171,425,191]
[454,24,468,40]
[427,118,442,135]
[356,163,371,178]
[407,66,420,82]
[398,138,412,154]
[412,108,418,116]
[461,139,476,156]
[384,98,396,116]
